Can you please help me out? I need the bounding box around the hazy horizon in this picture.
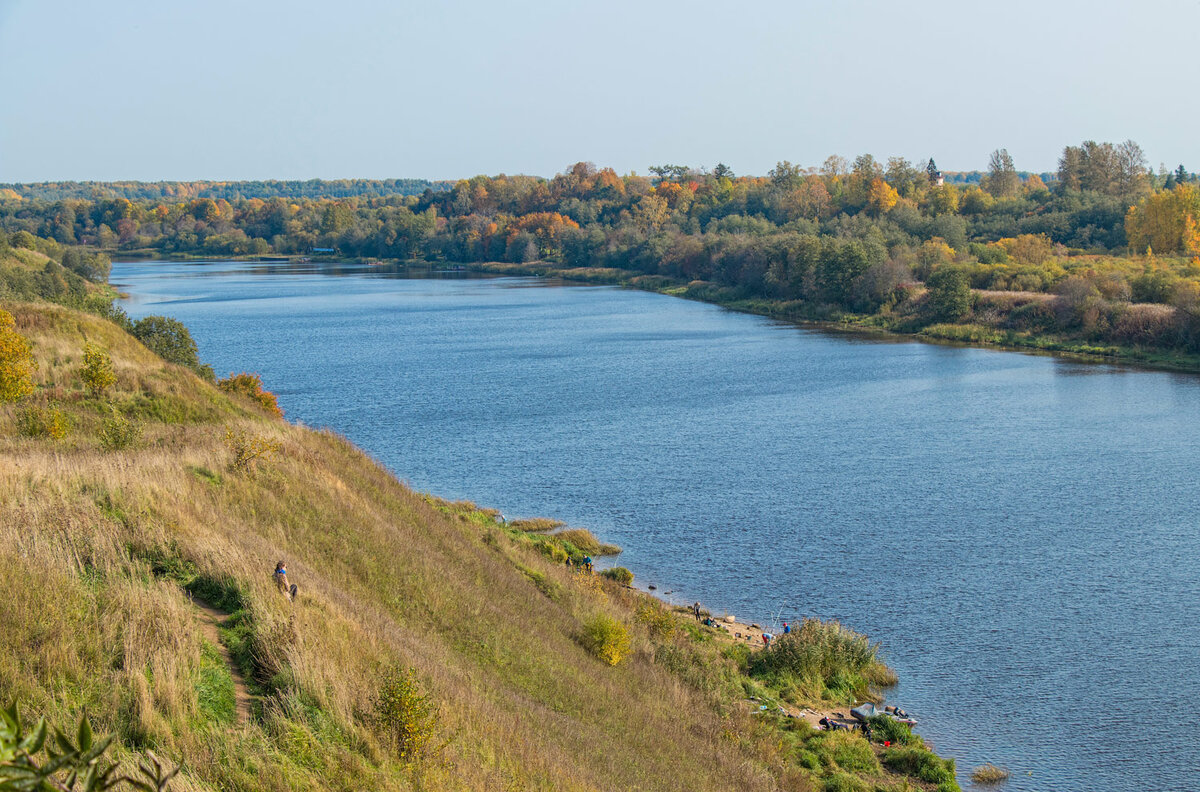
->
[2,0,1196,183]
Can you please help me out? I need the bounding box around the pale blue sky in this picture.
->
[1,0,1196,182]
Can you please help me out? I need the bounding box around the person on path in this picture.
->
[274,561,295,600]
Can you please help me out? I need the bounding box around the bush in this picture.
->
[823,730,879,774]
[971,763,1010,784]
[748,618,895,701]
[218,372,282,417]
[822,772,869,792]
[554,528,620,556]
[372,667,438,765]
[15,403,70,439]
[580,613,630,666]
[133,315,213,380]
[0,308,36,403]
[881,745,957,785]
[866,714,918,746]
[508,517,564,533]
[224,427,281,476]
[634,599,675,640]
[98,406,140,451]
[81,343,116,396]
[600,566,634,585]
[927,267,972,320]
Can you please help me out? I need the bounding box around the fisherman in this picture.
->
[582,555,593,572]
[693,602,702,621]
[783,621,790,634]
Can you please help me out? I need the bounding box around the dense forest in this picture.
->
[3,140,1200,359]
[0,178,449,202]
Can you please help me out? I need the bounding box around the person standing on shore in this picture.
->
[693,602,702,621]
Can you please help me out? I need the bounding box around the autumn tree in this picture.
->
[866,178,899,215]
[1125,184,1200,255]
[998,234,1056,266]
[218,372,283,417]
[0,309,36,402]
[925,184,960,216]
[80,343,116,396]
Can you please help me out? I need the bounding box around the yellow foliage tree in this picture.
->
[926,184,960,215]
[581,614,630,666]
[0,309,36,402]
[866,178,899,216]
[998,234,1055,266]
[80,343,116,396]
[1126,184,1200,255]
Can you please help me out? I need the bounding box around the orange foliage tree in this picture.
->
[218,372,283,417]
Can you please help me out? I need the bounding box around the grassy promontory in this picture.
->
[0,246,961,790]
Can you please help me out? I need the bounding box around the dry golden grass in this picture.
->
[0,300,828,791]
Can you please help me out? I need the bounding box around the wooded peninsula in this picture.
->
[3,140,1200,368]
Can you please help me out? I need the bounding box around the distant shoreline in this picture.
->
[113,252,1200,376]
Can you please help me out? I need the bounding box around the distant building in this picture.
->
[931,171,944,187]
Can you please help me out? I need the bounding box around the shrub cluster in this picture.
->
[15,403,70,439]
[599,566,634,585]
[81,343,116,396]
[748,618,895,702]
[580,613,630,666]
[132,315,214,381]
[223,427,282,475]
[218,372,282,417]
[98,406,140,451]
[371,667,437,765]
[634,599,675,640]
[0,308,35,403]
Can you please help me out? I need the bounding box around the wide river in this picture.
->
[115,260,1200,791]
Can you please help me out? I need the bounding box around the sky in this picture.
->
[1,0,1197,182]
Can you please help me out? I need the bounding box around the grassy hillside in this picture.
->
[0,252,964,791]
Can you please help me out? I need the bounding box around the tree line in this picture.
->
[2,140,1200,355]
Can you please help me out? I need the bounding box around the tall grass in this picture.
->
[0,300,826,791]
[748,618,897,704]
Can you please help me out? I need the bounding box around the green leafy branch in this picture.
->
[0,703,180,792]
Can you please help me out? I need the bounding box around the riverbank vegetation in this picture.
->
[0,244,962,790]
[3,141,1200,367]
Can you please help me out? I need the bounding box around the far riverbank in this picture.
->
[111,249,1200,374]
[466,260,1200,375]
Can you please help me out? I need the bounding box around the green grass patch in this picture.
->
[189,465,224,486]
[881,745,958,787]
[196,641,237,724]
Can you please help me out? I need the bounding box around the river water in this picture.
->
[114,260,1200,791]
